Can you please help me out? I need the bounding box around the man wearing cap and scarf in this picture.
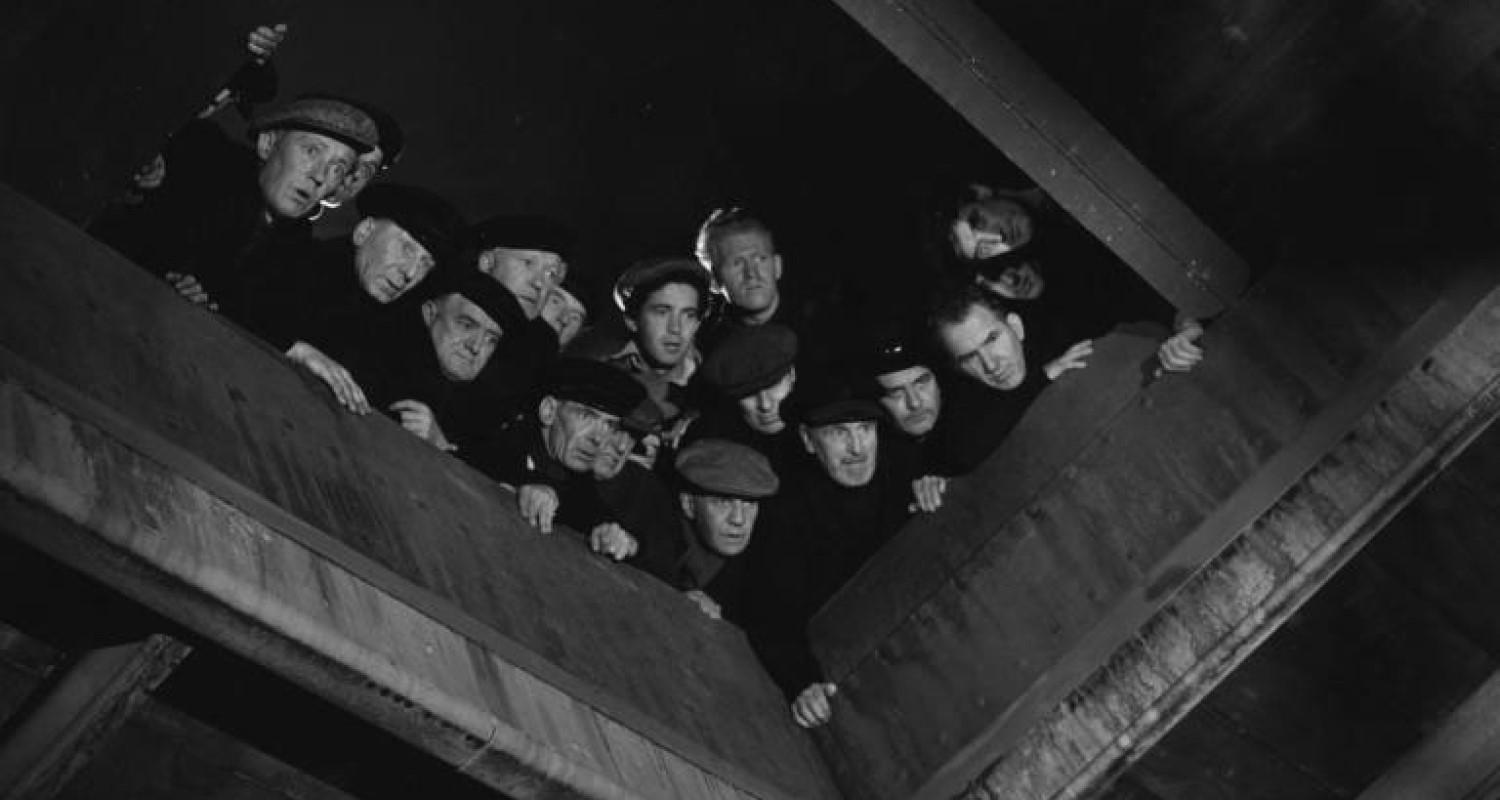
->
[468,359,657,563]
[684,322,802,470]
[305,268,524,452]
[670,438,778,621]
[735,371,918,728]
[867,328,955,513]
[92,95,380,312]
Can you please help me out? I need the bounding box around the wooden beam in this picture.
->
[0,635,190,799]
[1360,668,1500,799]
[828,0,1250,317]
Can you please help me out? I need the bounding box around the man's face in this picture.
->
[257,130,357,219]
[539,287,587,348]
[352,219,435,303]
[978,259,1046,301]
[938,304,1028,391]
[802,420,879,488]
[590,428,636,480]
[877,365,942,437]
[682,494,760,557]
[950,197,1035,261]
[540,397,621,472]
[422,294,504,382]
[737,368,796,434]
[478,247,566,319]
[627,282,702,369]
[712,230,781,315]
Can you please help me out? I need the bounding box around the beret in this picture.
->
[700,323,797,400]
[250,97,378,154]
[795,370,883,428]
[427,269,526,335]
[613,257,712,315]
[469,214,574,261]
[675,438,778,499]
[356,183,466,267]
[543,358,646,419]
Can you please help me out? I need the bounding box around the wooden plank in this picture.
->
[0,182,838,799]
[0,635,191,799]
[1361,667,1500,799]
[828,0,1250,317]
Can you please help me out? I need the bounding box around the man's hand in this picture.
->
[518,484,559,533]
[791,683,838,729]
[908,475,948,514]
[589,522,638,561]
[246,23,288,63]
[286,342,370,414]
[1044,339,1093,381]
[164,271,217,310]
[1157,319,1205,373]
[684,589,722,620]
[389,400,454,450]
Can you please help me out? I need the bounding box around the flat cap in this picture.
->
[795,370,883,427]
[866,329,930,378]
[356,184,466,267]
[675,438,778,499]
[700,323,797,400]
[543,358,646,419]
[297,93,404,167]
[469,214,574,261]
[427,269,526,335]
[613,257,712,315]
[250,97,378,154]
[621,395,666,436]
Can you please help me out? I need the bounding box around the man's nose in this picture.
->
[757,390,774,412]
[728,501,747,525]
[667,314,682,335]
[848,434,868,457]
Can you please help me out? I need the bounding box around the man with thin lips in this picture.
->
[735,372,917,730]
[669,438,779,623]
[926,280,1092,473]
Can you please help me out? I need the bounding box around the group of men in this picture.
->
[88,25,1208,731]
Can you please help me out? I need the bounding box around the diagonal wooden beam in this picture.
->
[829,0,1249,317]
[0,635,190,800]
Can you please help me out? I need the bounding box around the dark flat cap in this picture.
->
[676,439,778,499]
[544,358,646,419]
[700,323,797,400]
[621,395,666,436]
[357,184,465,266]
[613,257,712,315]
[427,269,526,335]
[297,93,404,167]
[469,214,574,261]
[250,97,378,154]
[867,331,930,378]
[796,370,883,427]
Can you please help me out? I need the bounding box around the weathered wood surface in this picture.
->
[810,257,1498,799]
[0,635,191,800]
[0,182,837,799]
[829,0,1250,317]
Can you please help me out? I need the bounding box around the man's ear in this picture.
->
[538,395,558,426]
[799,424,815,454]
[421,299,439,327]
[623,313,638,334]
[1006,312,1025,342]
[785,365,797,390]
[679,493,696,520]
[255,131,279,161]
[771,254,784,283]
[352,217,376,246]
